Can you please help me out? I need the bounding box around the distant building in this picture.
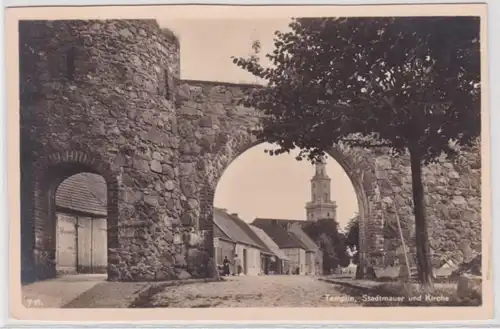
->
[253,218,323,276]
[213,208,263,275]
[253,218,304,228]
[229,212,276,275]
[249,225,291,275]
[305,158,337,222]
[54,173,108,274]
[288,223,323,276]
[252,220,307,275]
[218,158,339,276]
[213,216,236,269]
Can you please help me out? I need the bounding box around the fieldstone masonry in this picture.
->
[20,19,481,282]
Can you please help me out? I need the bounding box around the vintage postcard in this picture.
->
[6,2,492,322]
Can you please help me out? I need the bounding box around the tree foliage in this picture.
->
[303,219,350,270]
[345,216,359,249]
[344,216,360,264]
[233,16,480,162]
[233,17,481,288]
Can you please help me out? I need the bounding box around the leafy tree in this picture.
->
[303,219,350,271]
[344,216,360,264]
[233,17,480,290]
[344,216,359,249]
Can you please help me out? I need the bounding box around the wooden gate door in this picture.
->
[55,214,77,274]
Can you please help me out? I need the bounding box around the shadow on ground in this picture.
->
[128,279,228,308]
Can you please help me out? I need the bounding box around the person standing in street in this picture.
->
[223,256,231,276]
[233,253,241,276]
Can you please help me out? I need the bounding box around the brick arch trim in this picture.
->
[28,150,120,280]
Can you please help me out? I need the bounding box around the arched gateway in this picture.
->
[20,20,481,282]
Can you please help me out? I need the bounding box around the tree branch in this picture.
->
[339,138,392,148]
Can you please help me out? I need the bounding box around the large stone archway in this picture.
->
[20,19,482,282]
[175,81,387,274]
[198,138,382,275]
[175,79,482,276]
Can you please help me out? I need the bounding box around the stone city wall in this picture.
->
[20,19,482,281]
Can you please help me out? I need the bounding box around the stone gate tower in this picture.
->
[305,158,337,222]
[19,19,482,283]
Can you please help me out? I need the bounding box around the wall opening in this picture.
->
[24,152,119,283]
[212,142,361,277]
[54,173,108,276]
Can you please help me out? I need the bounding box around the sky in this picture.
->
[157,19,359,229]
[213,143,358,230]
[159,18,290,84]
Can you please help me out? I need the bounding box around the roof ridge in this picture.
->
[288,223,319,251]
[255,222,305,249]
[213,208,262,249]
[213,208,238,242]
[213,220,235,243]
[228,213,266,250]
[249,225,290,261]
[287,230,311,251]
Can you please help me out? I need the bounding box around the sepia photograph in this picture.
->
[6,2,491,322]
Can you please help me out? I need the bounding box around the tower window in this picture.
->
[164,69,171,100]
[66,47,75,81]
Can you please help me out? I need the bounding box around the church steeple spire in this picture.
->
[305,158,337,222]
[314,159,327,178]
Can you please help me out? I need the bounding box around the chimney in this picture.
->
[231,213,239,218]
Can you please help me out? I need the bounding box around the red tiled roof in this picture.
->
[55,173,107,216]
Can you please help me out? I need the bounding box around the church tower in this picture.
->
[305,158,337,222]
